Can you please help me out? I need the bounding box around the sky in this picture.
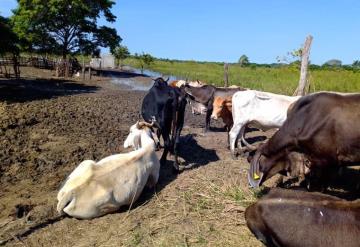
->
[1,0,360,65]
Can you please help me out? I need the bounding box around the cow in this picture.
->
[169,79,204,88]
[229,90,300,159]
[184,85,242,132]
[57,121,160,219]
[248,92,360,188]
[245,188,360,247]
[141,77,188,171]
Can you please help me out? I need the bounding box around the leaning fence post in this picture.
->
[294,35,313,96]
[224,63,229,87]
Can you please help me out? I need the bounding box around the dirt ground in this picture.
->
[0,67,359,247]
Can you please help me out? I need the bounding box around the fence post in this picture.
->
[82,56,85,81]
[64,59,69,78]
[294,35,313,96]
[224,63,229,87]
[88,66,92,80]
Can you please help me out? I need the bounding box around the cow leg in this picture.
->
[160,128,171,166]
[229,121,246,159]
[204,102,213,132]
[173,99,187,172]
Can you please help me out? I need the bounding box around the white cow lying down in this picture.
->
[229,90,300,158]
[57,121,160,219]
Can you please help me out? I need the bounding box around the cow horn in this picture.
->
[137,121,154,129]
[248,152,264,188]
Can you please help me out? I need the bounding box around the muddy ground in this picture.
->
[0,68,359,247]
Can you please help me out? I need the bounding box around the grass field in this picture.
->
[124,58,360,95]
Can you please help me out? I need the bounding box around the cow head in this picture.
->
[153,77,169,87]
[248,147,310,188]
[211,97,232,120]
[124,121,155,150]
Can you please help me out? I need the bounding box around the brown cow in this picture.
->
[211,95,234,131]
[248,92,360,188]
[245,188,360,247]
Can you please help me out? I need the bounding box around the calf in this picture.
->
[184,85,241,132]
[141,77,187,170]
[248,92,360,188]
[245,188,360,247]
[229,90,300,159]
[57,121,160,219]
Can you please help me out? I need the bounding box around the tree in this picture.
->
[0,15,19,55]
[352,60,360,68]
[11,0,121,58]
[323,59,342,67]
[238,55,249,66]
[135,52,154,73]
[111,45,130,68]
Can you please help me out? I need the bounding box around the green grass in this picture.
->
[124,58,360,94]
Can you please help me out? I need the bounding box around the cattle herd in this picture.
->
[57,77,360,246]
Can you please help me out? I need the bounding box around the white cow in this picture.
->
[57,121,160,219]
[229,90,300,158]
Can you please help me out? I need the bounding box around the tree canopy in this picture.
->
[11,0,121,58]
[323,59,342,67]
[0,15,19,55]
[238,55,249,66]
[112,45,130,68]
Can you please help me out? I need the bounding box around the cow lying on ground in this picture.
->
[141,77,188,171]
[246,188,360,247]
[57,121,160,219]
[184,85,242,132]
[229,90,300,159]
[248,92,360,188]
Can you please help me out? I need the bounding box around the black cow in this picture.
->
[184,85,242,132]
[248,92,360,188]
[245,188,360,247]
[141,77,187,171]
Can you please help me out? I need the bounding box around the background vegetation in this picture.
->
[124,57,360,94]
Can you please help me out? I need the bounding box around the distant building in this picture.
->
[90,54,115,69]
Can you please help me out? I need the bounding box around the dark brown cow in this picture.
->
[245,188,360,247]
[248,92,360,188]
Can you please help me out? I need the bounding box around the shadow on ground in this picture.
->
[0,78,99,103]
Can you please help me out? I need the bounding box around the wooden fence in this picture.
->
[0,56,82,78]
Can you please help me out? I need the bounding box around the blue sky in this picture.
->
[1,0,360,65]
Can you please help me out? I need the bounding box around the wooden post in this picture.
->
[64,59,69,78]
[224,63,229,87]
[294,35,313,96]
[88,66,92,80]
[82,56,85,81]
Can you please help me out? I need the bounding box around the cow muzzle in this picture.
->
[211,114,218,120]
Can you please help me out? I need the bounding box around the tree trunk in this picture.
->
[294,35,313,96]
[224,63,229,87]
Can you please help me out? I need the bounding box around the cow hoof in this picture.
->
[231,153,238,160]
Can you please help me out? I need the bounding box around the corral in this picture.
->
[0,68,359,246]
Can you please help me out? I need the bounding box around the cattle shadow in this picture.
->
[0,78,99,103]
[135,134,219,204]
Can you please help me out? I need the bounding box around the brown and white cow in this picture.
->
[246,188,360,247]
[248,92,360,188]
